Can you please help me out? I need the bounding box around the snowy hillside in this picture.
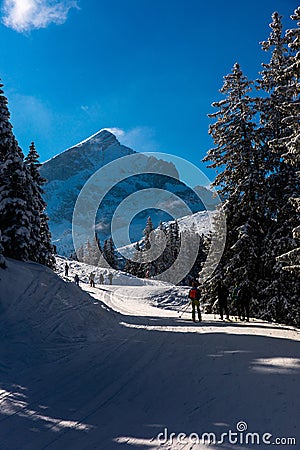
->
[118,210,214,258]
[55,256,172,287]
[167,209,214,234]
[40,129,217,256]
[0,258,299,449]
[0,258,116,370]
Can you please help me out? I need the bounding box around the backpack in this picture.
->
[189,288,200,300]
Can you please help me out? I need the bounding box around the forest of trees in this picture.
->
[75,216,208,285]
[0,83,54,268]
[202,8,300,326]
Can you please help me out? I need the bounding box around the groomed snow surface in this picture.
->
[0,258,299,449]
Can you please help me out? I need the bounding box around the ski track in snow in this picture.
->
[0,258,299,449]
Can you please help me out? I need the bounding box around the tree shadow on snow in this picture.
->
[0,311,299,450]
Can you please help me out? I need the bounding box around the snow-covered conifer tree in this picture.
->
[0,83,54,267]
[25,142,55,268]
[0,85,33,260]
[255,11,300,324]
[143,216,154,250]
[103,237,117,268]
[203,63,265,302]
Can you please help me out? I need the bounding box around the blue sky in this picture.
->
[0,0,297,182]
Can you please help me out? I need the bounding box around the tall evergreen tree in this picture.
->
[0,133,33,260]
[0,83,54,267]
[25,142,55,268]
[275,7,300,324]
[203,63,265,301]
[255,11,300,323]
[103,237,117,268]
[0,81,14,163]
[0,81,31,260]
[281,6,300,269]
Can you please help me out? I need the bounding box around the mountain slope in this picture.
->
[40,129,217,256]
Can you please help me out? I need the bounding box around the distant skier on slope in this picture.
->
[74,274,80,286]
[231,284,249,321]
[89,272,96,287]
[216,280,230,321]
[188,281,202,322]
[108,273,113,285]
[64,262,69,277]
[99,273,104,284]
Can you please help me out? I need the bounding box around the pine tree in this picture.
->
[203,63,265,301]
[128,242,144,277]
[181,231,207,284]
[83,239,92,264]
[83,237,101,266]
[0,83,54,267]
[279,6,300,271]
[275,7,300,325]
[25,142,55,268]
[0,81,14,164]
[143,216,154,250]
[0,81,32,260]
[168,220,180,261]
[255,11,300,323]
[0,140,33,261]
[103,237,117,268]
[153,221,168,276]
[76,244,85,262]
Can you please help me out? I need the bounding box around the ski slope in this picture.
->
[0,258,299,449]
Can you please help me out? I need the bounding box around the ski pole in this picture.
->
[178,302,191,318]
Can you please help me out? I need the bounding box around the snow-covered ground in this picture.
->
[0,258,299,449]
[55,256,172,287]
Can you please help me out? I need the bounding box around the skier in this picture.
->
[64,262,69,277]
[99,273,104,284]
[89,272,96,287]
[74,274,80,286]
[188,281,202,322]
[238,285,250,322]
[108,273,113,285]
[231,284,249,321]
[216,280,230,321]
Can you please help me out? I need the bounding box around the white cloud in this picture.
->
[99,125,160,152]
[2,0,78,32]
[99,127,159,152]
[114,126,160,152]
[102,127,126,138]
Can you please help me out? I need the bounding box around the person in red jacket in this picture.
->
[188,281,202,322]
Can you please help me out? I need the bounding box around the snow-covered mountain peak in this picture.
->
[73,128,121,149]
[40,128,135,183]
[40,129,216,256]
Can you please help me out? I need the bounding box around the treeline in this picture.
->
[75,216,208,285]
[0,83,54,268]
[202,9,300,326]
